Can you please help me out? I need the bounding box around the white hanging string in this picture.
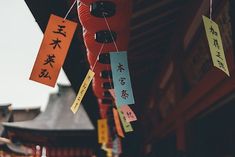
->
[76,0,80,8]
[92,44,105,71]
[64,0,78,20]
[64,0,90,21]
[210,0,213,20]
[103,13,119,52]
[77,0,89,8]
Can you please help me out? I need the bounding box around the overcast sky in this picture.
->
[0,1,70,110]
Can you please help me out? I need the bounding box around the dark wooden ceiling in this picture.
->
[128,0,187,113]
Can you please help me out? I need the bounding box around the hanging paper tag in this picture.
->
[109,89,116,102]
[202,15,230,76]
[113,108,124,138]
[106,148,112,157]
[30,14,77,87]
[112,137,122,155]
[98,119,108,144]
[101,143,107,151]
[117,108,133,133]
[118,136,122,154]
[71,69,95,114]
[112,137,119,154]
[120,105,137,123]
[110,52,135,106]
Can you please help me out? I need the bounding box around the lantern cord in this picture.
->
[210,0,213,20]
[64,0,78,20]
[64,0,88,20]
[103,14,119,52]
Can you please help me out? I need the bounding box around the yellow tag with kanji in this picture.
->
[30,14,77,87]
[98,119,108,144]
[202,15,230,76]
[71,69,95,114]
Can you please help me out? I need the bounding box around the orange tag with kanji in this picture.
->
[30,14,77,87]
[113,108,124,138]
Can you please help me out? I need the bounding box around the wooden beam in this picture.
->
[130,21,174,41]
[131,7,179,31]
[129,34,170,52]
[132,0,176,18]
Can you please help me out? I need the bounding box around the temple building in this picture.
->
[2,85,97,157]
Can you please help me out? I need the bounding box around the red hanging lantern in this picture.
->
[78,0,132,33]
[83,30,130,55]
[78,0,133,120]
[98,102,111,118]
[86,51,97,68]
[86,50,112,100]
[92,77,107,97]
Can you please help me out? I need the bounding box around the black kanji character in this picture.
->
[117,63,125,72]
[216,51,223,60]
[82,83,87,89]
[217,60,225,70]
[119,77,126,85]
[121,90,129,99]
[101,136,105,141]
[80,89,85,95]
[209,26,218,36]
[39,69,51,80]
[50,38,61,49]
[87,75,92,81]
[100,124,105,128]
[213,39,220,49]
[126,111,134,118]
[53,25,66,37]
[44,54,56,68]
